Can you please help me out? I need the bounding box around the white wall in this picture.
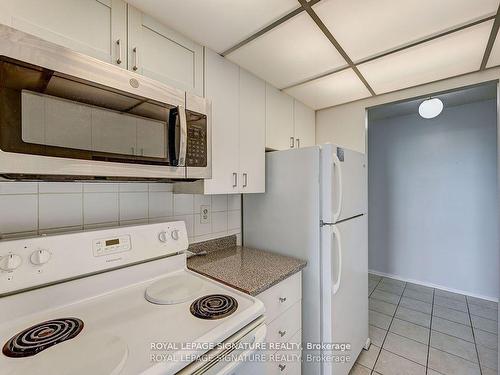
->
[369,99,498,299]
[0,182,241,244]
[316,67,500,152]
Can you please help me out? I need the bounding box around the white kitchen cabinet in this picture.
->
[293,100,316,148]
[204,49,240,194]
[265,85,316,151]
[0,0,127,67]
[127,6,203,96]
[239,69,266,193]
[265,84,294,151]
[237,272,303,375]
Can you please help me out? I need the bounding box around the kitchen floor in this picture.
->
[350,274,498,375]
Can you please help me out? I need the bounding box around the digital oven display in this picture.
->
[105,238,120,246]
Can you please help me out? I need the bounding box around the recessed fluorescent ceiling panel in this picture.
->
[284,68,371,110]
[486,27,500,68]
[125,0,299,53]
[226,13,347,89]
[313,0,498,62]
[357,21,493,94]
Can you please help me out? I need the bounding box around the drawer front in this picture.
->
[266,300,301,346]
[259,272,302,323]
[265,330,302,375]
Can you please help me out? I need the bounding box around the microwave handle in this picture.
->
[177,106,187,167]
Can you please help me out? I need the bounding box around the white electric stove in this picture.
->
[0,222,265,375]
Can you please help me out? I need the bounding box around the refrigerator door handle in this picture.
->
[332,154,343,222]
[332,225,342,295]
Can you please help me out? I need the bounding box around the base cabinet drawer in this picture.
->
[264,330,302,375]
[259,272,301,323]
[266,300,301,346]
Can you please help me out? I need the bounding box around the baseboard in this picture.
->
[369,269,499,303]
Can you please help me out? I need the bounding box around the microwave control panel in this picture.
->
[186,112,207,168]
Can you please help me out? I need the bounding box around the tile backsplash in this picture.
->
[0,182,241,243]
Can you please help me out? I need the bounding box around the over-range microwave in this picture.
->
[0,25,211,181]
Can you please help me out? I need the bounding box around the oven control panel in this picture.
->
[0,221,188,296]
[92,235,131,257]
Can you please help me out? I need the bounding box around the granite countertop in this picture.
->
[187,236,306,296]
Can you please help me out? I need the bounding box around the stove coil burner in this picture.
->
[190,294,238,320]
[2,318,84,358]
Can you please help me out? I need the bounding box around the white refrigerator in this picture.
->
[243,144,368,375]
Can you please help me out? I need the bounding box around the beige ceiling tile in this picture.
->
[486,28,500,68]
[314,0,498,62]
[284,68,371,110]
[357,21,493,94]
[226,12,347,89]
[126,0,299,53]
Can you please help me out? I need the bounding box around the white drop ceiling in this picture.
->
[127,0,500,110]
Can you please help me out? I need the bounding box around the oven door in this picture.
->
[0,25,188,180]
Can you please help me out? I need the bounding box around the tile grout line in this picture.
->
[466,296,483,375]
[425,287,435,374]
[370,279,408,374]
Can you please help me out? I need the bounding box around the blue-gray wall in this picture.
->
[368,99,498,299]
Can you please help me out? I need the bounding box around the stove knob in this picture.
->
[158,231,168,243]
[171,229,180,241]
[30,249,51,266]
[0,254,22,271]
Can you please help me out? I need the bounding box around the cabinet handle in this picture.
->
[132,47,139,71]
[278,364,286,371]
[279,297,287,303]
[131,147,135,155]
[243,173,248,188]
[232,172,238,188]
[278,330,286,337]
[296,138,300,148]
[290,137,294,148]
[140,148,144,156]
[115,39,122,65]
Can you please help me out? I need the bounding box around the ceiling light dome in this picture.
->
[418,97,443,119]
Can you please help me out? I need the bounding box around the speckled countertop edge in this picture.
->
[187,235,306,296]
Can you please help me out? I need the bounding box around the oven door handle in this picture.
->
[216,324,267,375]
[177,105,187,167]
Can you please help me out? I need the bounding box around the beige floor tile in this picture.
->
[399,297,432,314]
[403,288,433,303]
[405,282,434,294]
[356,344,380,369]
[372,289,401,305]
[467,296,498,311]
[471,315,497,334]
[390,318,430,344]
[369,310,392,330]
[349,363,371,375]
[395,306,431,328]
[431,317,474,342]
[434,296,468,313]
[369,324,388,347]
[376,282,405,296]
[428,347,480,375]
[474,328,497,350]
[374,349,426,375]
[433,305,471,326]
[434,289,466,302]
[477,344,498,370]
[380,278,405,288]
[430,331,478,363]
[383,332,428,365]
[469,304,498,321]
[369,298,397,316]
[481,366,498,375]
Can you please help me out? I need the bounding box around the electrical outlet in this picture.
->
[200,205,210,224]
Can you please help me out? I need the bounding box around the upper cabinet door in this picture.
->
[0,0,127,67]
[239,69,265,193]
[204,49,240,194]
[294,100,316,148]
[265,84,294,151]
[127,6,203,96]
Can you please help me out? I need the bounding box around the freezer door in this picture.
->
[321,144,367,223]
[321,215,368,375]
